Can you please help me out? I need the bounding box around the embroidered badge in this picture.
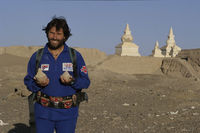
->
[41,64,49,71]
[81,66,88,74]
[63,63,73,71]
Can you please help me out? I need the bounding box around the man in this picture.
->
[24,17,90,133]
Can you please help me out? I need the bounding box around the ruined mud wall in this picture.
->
[176,48,200,58]
[161,58,198,78]
[177,49,200,73]
[161,48,200,79]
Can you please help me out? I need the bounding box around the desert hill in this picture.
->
[0,54,28,67]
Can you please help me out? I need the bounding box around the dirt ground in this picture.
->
[1,54,200,133]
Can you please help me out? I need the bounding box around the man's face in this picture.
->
[47,26,65,50]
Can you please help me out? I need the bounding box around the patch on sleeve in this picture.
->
[41,64,49,71]
[81,66,88,74]
[63,63,73,71]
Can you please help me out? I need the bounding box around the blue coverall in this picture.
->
[24,44,90,133]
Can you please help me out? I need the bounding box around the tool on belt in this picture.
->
[36,91,88,109]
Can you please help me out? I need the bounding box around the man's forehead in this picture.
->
[50,26,63,32]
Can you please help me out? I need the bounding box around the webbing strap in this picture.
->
[35,48,44,73]
[69,47,78,78]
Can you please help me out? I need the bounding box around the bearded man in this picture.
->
[24,16,90,133]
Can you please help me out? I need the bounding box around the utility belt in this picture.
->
[36,91,88,109]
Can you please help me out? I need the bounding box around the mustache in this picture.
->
[50,39,60,41]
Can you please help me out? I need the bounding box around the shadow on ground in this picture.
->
[8,123,31,133]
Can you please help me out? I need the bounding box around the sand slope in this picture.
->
[95,55,163,74]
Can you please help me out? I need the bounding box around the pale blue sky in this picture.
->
[0,0,199,55]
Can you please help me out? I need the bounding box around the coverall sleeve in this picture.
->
[24,52,41,92]
[71,52,90,90]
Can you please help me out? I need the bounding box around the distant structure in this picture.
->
[115,24,141,56]
[152,27,181,57]
[152,41,164,57]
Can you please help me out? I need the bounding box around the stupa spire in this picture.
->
[168,27,175,40]
[121,23,133,43]
[125,23,131,35]
[155,40,159,49]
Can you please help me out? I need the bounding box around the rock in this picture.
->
[124,125,129,129]
[181,128,190,132]
[93,117,97,120]
[35,68,47,82]
[132,103,138,106]
[61,71,72,80]
[193,113,199,116]
[194,78,199,81]
[113,116,122,121]
[170,111,178,115]
[147,114,152,117]
[161,95,166,97]
[0,120,9,126]
[182,108,187,111]
[122,103,130,106]
[6,87,31,99]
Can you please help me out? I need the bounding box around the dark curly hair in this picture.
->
[43,16,72,42]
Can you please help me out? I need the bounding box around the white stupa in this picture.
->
[152,41,164,57]
[115,24,141,56]
[160,27,181,57]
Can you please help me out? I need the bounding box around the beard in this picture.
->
[47,38,65,50]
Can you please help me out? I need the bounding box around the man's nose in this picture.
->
[53,34,57,39]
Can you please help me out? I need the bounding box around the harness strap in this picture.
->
[69,47,77,78]
[35,48,44,73]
